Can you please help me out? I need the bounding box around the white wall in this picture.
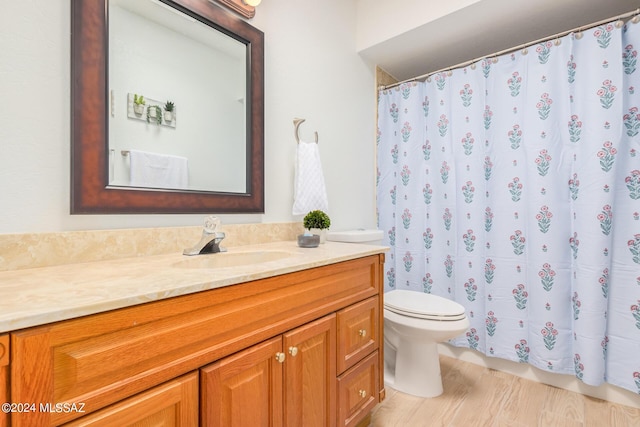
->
[355,0,481,52]
[0,0,376,234]
[109,4,246,192]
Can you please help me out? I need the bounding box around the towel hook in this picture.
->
[293,118,318,144]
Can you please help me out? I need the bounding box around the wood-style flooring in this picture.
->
[370,355,640,427]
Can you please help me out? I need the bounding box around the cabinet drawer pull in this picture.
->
[288,346,298,356]
[358,389,367,398]
[275,352,286,363]
[358,329,367,337]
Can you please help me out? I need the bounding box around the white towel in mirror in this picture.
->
[129,149,189,190]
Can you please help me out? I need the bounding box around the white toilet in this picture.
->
[384,290,469,398]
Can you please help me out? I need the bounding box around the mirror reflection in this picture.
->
[108,0,247,193]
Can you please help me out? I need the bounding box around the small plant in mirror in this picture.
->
[133,94,145,115]
[146,105,163,125]
[164,101,175,122]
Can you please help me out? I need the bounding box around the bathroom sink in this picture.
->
[172,250,293,269]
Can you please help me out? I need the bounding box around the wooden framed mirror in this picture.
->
[71,0,264,213]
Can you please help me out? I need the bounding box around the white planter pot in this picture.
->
[309,228,327,244]
[164,111,173,122]
[133,104,144,115]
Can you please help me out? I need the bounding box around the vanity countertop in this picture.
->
[0,241,387,333]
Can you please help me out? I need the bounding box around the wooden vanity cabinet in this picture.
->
[8,254,384,426]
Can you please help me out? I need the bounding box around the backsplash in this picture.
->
[0,222,304,272]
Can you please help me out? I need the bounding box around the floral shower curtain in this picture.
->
[377,18,640,394]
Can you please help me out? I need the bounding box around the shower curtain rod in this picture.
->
[380,8,640,91]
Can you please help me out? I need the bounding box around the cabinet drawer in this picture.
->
[336,297,378,374]
[336,351,379,427]
[64,372,198,426]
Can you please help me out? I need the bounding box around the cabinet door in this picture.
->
[201,337,284,427]
[63,372,198,427]
[283,314,336,427]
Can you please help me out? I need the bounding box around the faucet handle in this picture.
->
[204,215,220,233]
[183,218,226,256]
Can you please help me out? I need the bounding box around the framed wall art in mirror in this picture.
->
[71,0,264,214]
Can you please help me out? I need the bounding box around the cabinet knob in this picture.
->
[275,352,286,363]
[358,329,367,337]
[288,346,298,357]
[358,389,367,398]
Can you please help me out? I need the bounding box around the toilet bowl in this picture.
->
[384,290,469,398]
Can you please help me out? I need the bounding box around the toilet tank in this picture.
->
[326,229,384,245]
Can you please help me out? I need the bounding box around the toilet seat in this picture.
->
[384,290,466,321]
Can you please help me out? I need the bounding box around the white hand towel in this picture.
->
[292,141,329,215]
[129,149,189,190]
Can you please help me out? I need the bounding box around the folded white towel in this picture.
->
[292,140,328,215]
[129,149,189,190]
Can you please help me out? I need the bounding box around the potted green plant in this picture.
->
[133,94,145,115]
[303,210,331,243]
[146,105,162,125]
[164,101,175,122]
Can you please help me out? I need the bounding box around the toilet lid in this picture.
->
[384,290,467,321]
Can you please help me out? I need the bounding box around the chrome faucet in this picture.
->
[183,216,227,256]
